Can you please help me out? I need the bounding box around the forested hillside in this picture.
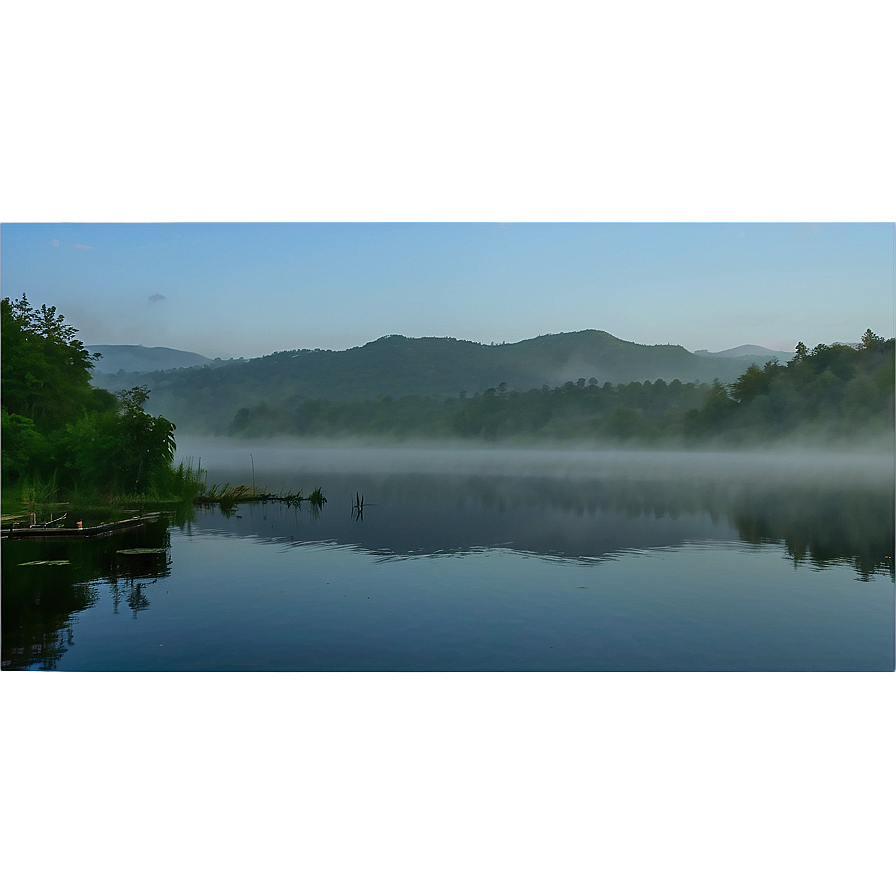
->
[227,332,895,445]
[8,292,889,454]
[93,330,760,432]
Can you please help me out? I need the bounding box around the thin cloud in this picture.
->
[72,243,95,251]
[50,239,60,248]
[148,293,167,303]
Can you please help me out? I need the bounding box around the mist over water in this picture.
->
[175,436,894,583]
[175,436,894,488]
[5,437,891,671]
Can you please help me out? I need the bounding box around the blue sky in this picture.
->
[4,7,893,363]
[2,222,892,359]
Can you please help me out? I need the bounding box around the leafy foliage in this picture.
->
[686,334,894,441]
[2,294,184,499]
[1,409,53,479]
[1,294,112,429]
[57,387,177,494]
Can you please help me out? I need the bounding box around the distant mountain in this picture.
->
[91,329,769,432]
[694,344,794,363]
[87,344,219,374]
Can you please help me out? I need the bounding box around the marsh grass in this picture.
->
[13,472,68,524]
[167,459,207,502]
[59,460,208,513]
[3,460,210,523]
[193,480,326,512]
[195,483,255,512]
[21,472,60,510]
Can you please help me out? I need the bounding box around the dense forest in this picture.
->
[226,332,894,445]
[1,294,190,499]
[92,330,768,430]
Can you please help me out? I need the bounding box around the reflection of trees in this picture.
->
[128,583,150,616]
[334,472,894,578]
[1,519,170,669]
[588,480,893,579]
[543,479,892,578]
[110,579,157,618]
[731,486,894,580]
[2,583,101,670]
[107,545,172,619]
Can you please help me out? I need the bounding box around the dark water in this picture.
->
[3,447,893,671]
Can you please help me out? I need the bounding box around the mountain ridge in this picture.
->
[90,329,790,432]
[694,344,793,362]
[87,344,221,375]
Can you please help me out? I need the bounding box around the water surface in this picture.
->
[3,447,893,671]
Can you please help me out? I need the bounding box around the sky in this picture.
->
[4,4,894,363]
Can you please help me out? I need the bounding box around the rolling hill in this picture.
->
[87,344,218,374]
[693,344,793,363]
[90,330,787,432]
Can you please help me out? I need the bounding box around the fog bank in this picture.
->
[175,437,894,488]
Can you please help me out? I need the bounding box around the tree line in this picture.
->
[91,329,760,430]
[227,331,894,445]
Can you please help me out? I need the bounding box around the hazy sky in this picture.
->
[4,8,893,364]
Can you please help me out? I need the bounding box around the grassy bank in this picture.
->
[2,460,326,522]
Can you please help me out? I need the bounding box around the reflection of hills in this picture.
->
[188,475,735,561]
[1,519,171,670]
[186,473,894,578]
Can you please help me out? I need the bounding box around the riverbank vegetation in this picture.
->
[3,295,332,516]
[2,294,206,511]
[193,479,326,512]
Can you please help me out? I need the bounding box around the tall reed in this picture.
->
[21,471,60,511]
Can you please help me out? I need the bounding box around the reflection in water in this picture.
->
[110,548,171,617]
[2,582,101,671]
[730,484,893,580]
[2,456,893,671]
[111,580,152,619]
[186,472,894,580]
[2,517,171,669]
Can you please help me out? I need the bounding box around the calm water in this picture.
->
[3,446,893,671]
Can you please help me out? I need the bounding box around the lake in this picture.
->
[3,444,893,671]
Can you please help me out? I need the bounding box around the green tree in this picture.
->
[59,388,176,493]
[1,293,107,429]
[861,329,885,351]
[2,294,180,495]
[0,409,52,481]
[685,379,737,438]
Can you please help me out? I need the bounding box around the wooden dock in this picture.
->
[1,513,163,540]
